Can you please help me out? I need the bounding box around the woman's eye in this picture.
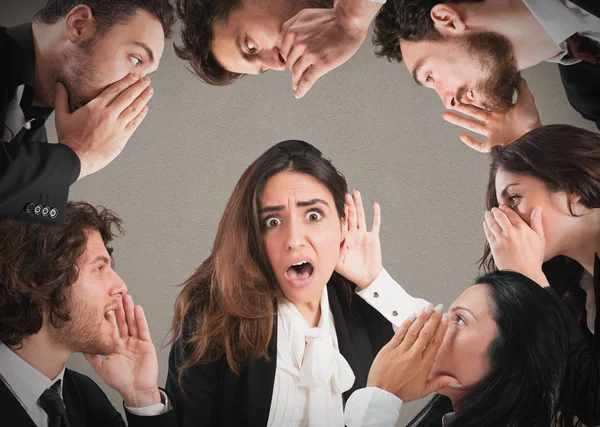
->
[130,56,142,66]
[263,217,281,229]
[306,210,322,222]
[454,315,465,325]
[508,195,521,206]
[246,40,258,53]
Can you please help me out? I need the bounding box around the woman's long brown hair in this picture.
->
[172,140,349,376]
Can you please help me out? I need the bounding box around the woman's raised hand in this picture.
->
[367,304,460,402]
[335,189,382,289]
[484,205,550,287]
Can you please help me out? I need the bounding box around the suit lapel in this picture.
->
[0,378,37,427]
[246,316,278,427]
[62,369,86,427]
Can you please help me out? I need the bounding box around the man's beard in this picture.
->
[56,40,101,112]
[52,294,116,355]
[459,32,520,113]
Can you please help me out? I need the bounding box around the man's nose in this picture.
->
[261,49,286,72]
[437,89,456,109]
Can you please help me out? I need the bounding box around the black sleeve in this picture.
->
[544,287,600,425]
[0,141,80,225]
[165,334,219,427]
[68,371,178,427]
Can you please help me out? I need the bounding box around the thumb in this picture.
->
[424,375,461,396]
[83,353,103,374]
[53,82,70,117]
[530,206,544,240]
[516,78,534,103]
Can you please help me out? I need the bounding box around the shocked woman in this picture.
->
[165,140,440,427]
[480,124,600,426]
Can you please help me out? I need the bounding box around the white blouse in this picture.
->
[266,269,429,427]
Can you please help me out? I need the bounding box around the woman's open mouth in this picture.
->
[285,260,314,287]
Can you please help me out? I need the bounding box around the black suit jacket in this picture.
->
[0,23,80,226]
[0,368,177,427]
[557,0,600,130]
[545,254,600,426]
[165,279,394,427]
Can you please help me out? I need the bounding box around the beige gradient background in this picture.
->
[2,0,597,424]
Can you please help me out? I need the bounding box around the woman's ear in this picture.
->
[431,4,467,37]
[63,5,97,45]
[569,192,584,214]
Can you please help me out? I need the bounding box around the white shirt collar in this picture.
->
[0,342,66,412]
[522,0,587,46]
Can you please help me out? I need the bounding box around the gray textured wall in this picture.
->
[1,0,597,424]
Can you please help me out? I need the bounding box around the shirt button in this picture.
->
[373,292,379,298]
[392,311,398,316]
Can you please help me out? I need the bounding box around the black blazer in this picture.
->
[557,0,600,131]
[166,279,394,427]
[0,368,177,427]
[544,254,600,426]
[0,24,80,226]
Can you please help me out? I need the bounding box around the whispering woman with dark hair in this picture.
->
[165,140,438,426]
[345,271,569,427]
[480,124,600,426]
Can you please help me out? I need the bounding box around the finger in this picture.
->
[413,304,444,355]
[291,55,313,89]
[107,76,151,115]
[450,103,490,122]
[125,105,149,133]
[484,211,504,241]
[442,110,488,135]
[490,207,512,233]
[123,294,139,338]
[399,304,434,352]
[286,43,307,73]
[530,206,545,240]
[483,220,496,245]
[346,192,357,231]
[516,77,535,104]
[371,203,381,235]
[423,375,461,396]
[97,73,141,107]
[422,310,449,362]
[353,189,367,230]
[53,82,70,116]
[295,66,325,99]
[387,312,418,349]
[459,133,490,153]
[115,296,128,338]
[134,305,152,342]
[119,85,153,124]
[498,204,525,227]
[278,15,300,60]
[84,353,104,373]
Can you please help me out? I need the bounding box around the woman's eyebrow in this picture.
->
[500,183,520,198]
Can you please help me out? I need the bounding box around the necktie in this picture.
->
[38,380,71,427]
[2,84,27,142]
[566,33,600,67]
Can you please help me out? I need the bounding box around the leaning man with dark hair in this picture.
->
[372,0,599,152]
[1,0,175,225]
[0,201,177,427]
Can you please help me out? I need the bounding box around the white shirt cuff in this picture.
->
[357,268,430,329]
[125,389,170,416]
[344,387,403,427]
[368,0,386,3]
